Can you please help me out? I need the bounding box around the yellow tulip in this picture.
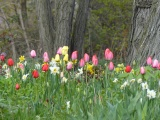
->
[63,54,68,62]
[62,46,69,55]
[55,54,60,62]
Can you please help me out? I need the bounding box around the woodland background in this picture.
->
[0,0,132,62]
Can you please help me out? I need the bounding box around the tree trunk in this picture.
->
[127,0,160,65]
[54,0,75,54]
[20,0,28,27]
[71,0,90,58]
[36,0,55,57]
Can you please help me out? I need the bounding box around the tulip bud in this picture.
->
[67,62,73,70]
[7,58,14,66]
[30,50,36,58]
[92,55,98,66]
[146,56,152,65]
[140,66,145,74]
[108,61,114,71]
[57,47,62,55]
[15,83,20,90]
[71,51,78,60]
[79,58,85,67]
[105,48,113,60]
[152,59,159,68]
[84,53,90,62]
[32,70,39,78]
[55,54,60,62]
[125,65,132,73]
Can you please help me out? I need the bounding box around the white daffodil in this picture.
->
[113,78,118,83]
[61,77,67,83]
[147,89,156,99]
[137,78,142,84]
[141,82,148,90]
[35,63,41,69]
[120,81,129,89]
[49,66,60,75]
[130,79,135,83]
[66,101,70,109]
[22,74,29,81]
[78,68,83,75]
[49,58,57,67]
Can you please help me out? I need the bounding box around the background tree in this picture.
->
[127,0,159,65]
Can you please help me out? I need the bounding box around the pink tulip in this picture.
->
[140,66,145,74]
[92,55,98,66]
[67,62,73,70]
[71,51,78,60]
[43,52,49,62]
[108,61,114,71]
[152,59,159,68]
[84,53,90,62]
[146,56,152,65]
[157,63,160,70]
[105,48,113,60]
[30,50,36,58]
[57,47,62,55]
[79,58,85,67]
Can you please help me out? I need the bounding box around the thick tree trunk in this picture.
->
[127,0,160,65]
[36,0,55,57]
[21,0,28,27]
[71,0,90,58]
[54,0,75,53]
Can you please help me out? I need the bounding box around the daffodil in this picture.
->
[85,63,94,74]
[22,74,29,81]
[49,66,60,75]
[19,55,25,62]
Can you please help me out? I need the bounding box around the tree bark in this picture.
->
[127,0,160,65]
[36,0,55,57]
[20,0,28,27]
[54,0,75,54]
[71,0,90,58]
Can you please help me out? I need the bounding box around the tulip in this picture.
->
[79,58,85,67]
[146,56,152,65]
[15,83,20,90]
[7,58,14,66]
[84,53,90,62]
[62,46,69,55]
[157,63,160,70]
[32,70,39,78]
[125,65,132,73]
[152,59,159,68]
[42,64,49,72]
[30,50,36,58]
[108,61,114,71]
[71,51,78,60]
[43,52,49,62]
[140,66,145,74]
[105,48,113,60]
[67,62,73,70]
[0,55,5,61]
[57,47,62,55]
[63,54,68,62]
[92,55,98,66]
[55,54,60,62]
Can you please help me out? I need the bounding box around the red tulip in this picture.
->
[105,48,113,60]
[84,53,90,62]
[125,65,132,73]
[79,58,85,67]
[140,66,145,74]
[15,83,20,90]
[32,70,39,78]
[0,55,5,61]
[67,62,73,70]
[30,50,36,58]
[92,55,98,66]
[71,51,78,60]
[108,61,114,71]
[7,58,14,66]
[42,64,49,72]
[146,56,152,65]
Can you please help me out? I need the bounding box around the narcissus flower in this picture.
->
[92,55,98,66]
[49,66,60,75]
[19,55,25,62]
[147,89,156,99]
[15,83,20,90]
[30,50,36,58]
[125,65,132,73]
[42,63,49,72]
[7,58,14,66]
[32,70,39,78]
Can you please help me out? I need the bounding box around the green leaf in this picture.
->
[142,101,148,120]
[118,73,129,78]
